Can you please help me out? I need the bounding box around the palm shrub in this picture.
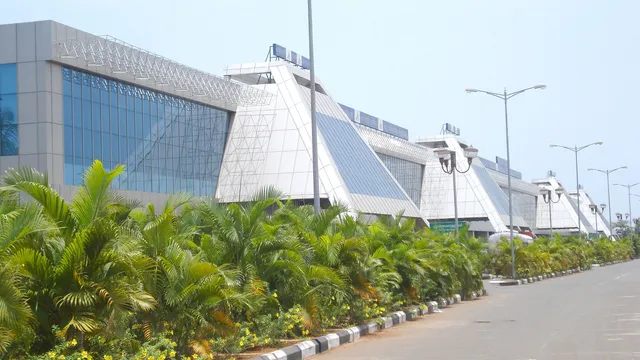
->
[0,161,155,354]
[0,162,488,358]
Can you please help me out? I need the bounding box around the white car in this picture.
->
[488,232,534,246]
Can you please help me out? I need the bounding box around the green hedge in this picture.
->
[0,161,485,359]
[487,235,634,278]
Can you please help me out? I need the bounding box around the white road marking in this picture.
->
[598,273,630,286]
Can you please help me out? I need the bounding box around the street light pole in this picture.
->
[589,204,599,237]
[615,183,640,229]
[550,141,604,238]
[307,0,320,215]
[466,85,545,278]
[541,186,564,236]
[588,166,627,230]
[435,146,479,238]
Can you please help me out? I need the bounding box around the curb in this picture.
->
[250,291,487,360]
[496,267,582,286]
[493,259,634,287]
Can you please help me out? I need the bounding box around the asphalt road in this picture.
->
[314,260,640,360]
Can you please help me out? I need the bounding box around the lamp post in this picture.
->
[307,0,320,215]
[550,141,603,238]
[587,166,627,230]
[614,183,640,229]
[589,203,606,238]
[465,85,545,278]
[541,186,564,236]
[435,146,479,237]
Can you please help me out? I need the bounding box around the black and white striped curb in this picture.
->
[250,290,488,360]
[593,259,631,267]
[489,267,584,286]
[491,259,635,286]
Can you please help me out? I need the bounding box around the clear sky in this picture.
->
[3,0,640,220]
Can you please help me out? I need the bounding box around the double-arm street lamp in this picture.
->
[540,186,564,236]
[614,183,640,228]
[465,85,545,279]
[589,203,606,238]
[587,166,627,230]
[435,146,479,237]
[550,141,603,238]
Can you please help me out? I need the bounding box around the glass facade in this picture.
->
[62,67,229,196]
[509,190,537,229]
[376,152,424,206]
[0,63,18,156]
[316,112,407,200]
[473,164,514,216]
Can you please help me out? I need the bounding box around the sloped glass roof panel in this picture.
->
[316,112,407,200]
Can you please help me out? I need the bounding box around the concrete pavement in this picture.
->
[314,260,640,360]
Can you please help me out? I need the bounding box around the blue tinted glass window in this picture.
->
[64,156,74,184]
[377,152,424,206]
[316,113,407,200]
[0,65,17,94]
[101,132,110,163]
[73,98,82,128]
[0,94,18,124]
[83,129,92,157]
[64,96,73,126]
[82,101,92,128]
[60,67,229,196]
[0,64,18,156]
[64,126,73,156]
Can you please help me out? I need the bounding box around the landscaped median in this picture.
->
[250,291,488,360]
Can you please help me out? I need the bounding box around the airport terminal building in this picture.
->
[0,20,423,222]
[0,20,612,238]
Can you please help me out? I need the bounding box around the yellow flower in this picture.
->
[48,352,56,358]
[208,339,214,344]
[272,293,278,298]
[275,313,279,318]
[149,356,155,360]
[169,351,176,358]
[104,356,113,360]
[235,322,240,328]
[208,354,214,359]
[57,356,66,360]
[239,340,244,347]
[171,341,177,347]
[245,328,250,335]
[157,356,165,360]
[81,351,89,359]
[70,339,78,346]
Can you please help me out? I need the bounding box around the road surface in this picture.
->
[315,260,640,360]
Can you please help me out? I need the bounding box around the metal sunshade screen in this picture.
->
[316,113,407,200]
[473,164,516,216]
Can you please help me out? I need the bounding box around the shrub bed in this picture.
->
[0,162,485,359]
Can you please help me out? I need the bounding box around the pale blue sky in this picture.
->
[3,0,639,218]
